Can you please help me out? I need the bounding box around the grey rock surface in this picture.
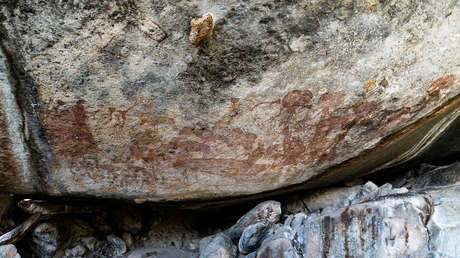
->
[28,219,95,258]
[227,201,281,241]
[0,0,460,202]
[256,233,299,258]
[238,222,270,254]
[0,46,34,195]
[30,222,59,257]
[80,236,96,252]
[141,208,201,250]
[199,233,237,258]
[107,235,127,256]
[0,245,20,258]
[425,185,460,257]
[64,244,86,257]
[284,185,363,214]
[125,247,198,258]
[195,162,460,257]
[298,191,432,257]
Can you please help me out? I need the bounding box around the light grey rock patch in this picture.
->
[141,209,200,250]
[0,48,34,194]
[235,163,460,257]
[283,215,294,228]
[238,251,256,258]
[0,245,20,258]
[256,230,299,258]
[80,236,96,252]
[298,192,432,257]
[290,213,307,229]
[426,184,460,257]
[0,245,21,258]
[64,244,86,257]
[107,235,127,256]
[284,185,363,214]
[199,233,237,258]
[227,201,281,241]
[352,182,409,204]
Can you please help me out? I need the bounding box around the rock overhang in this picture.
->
[0,0,459,203]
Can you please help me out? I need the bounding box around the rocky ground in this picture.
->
[0,160,459,257]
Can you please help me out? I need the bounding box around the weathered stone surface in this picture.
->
[126,247,198,258]
[282,163,460,257]
[426,185,460,257]
[0,244,20,258]
[140,208,201,250]
[192,162,460,257]
[199,233,237,258]
[0,49,34,194]
[64,244,86,257]
[0,1,460,202]
[238,222,270,254]
[107,235,127,256]
[227,201,281,241]
[284,185,363,214]
[391,162,460,257]
[298,192,432,257]
[80,236,96,252]
[30,222,59,257]
[256,229,299,258]
[28,219,94,257]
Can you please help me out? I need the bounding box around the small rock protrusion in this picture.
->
[290,213,307,229]
[139,17,167,42]
[227,201,281,241]
[238,222,270,254]
[189,13,215,45]
[107,235,127,256]
[283,215,294,227]
[80,236,97,252]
